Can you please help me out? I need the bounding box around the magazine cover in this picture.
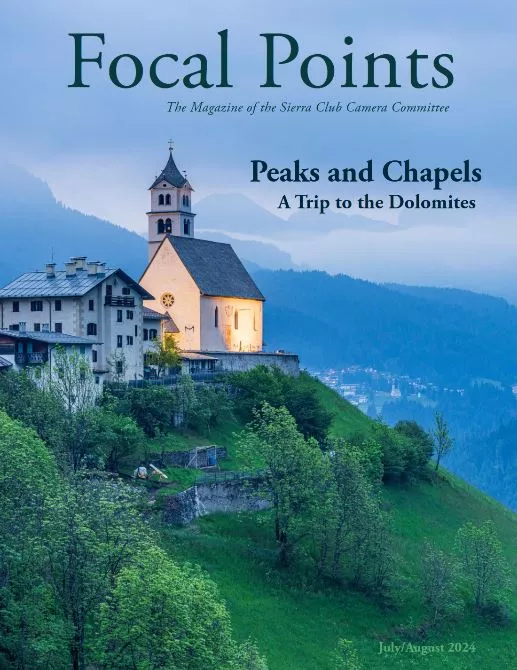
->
[1,2,516,669]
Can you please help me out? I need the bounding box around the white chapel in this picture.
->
[139,148,265,355]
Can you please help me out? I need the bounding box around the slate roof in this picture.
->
[163,315,180,334]
[166,236,265,301]
[0,330,100,346]
[0,269,153,300]
[0,356,12,368]
[143,307,167,320]
[150,151,187,189]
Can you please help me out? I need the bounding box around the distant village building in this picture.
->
[390,384,402,398]
[0,259,152,382]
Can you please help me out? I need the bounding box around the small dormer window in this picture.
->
[158,194,165,205]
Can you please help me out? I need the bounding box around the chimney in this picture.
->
[65,262,77,278]
[96,262,106,277]
[19,322,26,333]
[87,261,98,276]
[46,263,56,278]
[70,256,87,271]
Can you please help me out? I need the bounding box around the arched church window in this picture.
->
[234,310,239,330]
[157,219,164,234]
[158,194,164,205]
[165,218,172,233]
[183,219,190,236]
[165,194,171,205]
[214,306,218,328]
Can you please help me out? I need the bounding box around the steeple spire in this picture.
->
[147,145,195,261]
[149,147,187,190]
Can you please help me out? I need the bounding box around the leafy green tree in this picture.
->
[371,421,406,482]
[188,384,233,434]
[420,540,461,625]
[0,410,69,669]
[455,521,510,611]
[331,639,362,670]
[231,368,332,442]
[39,346,97,414]
[432,412,453,475]
[95,410,144,470]
[394,420,433,479]
[46,478,152,670]
[237,403,327,567]
[314,439,391,595]
[94,545,246,670]
[0,369,67,462]
[129,386,175,437]
[145,335,181,377]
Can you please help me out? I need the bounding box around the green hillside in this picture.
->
[1,367,515,669]
[157,376,517,670]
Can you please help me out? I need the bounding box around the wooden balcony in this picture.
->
[105,296,135,307]
[15,352,48,365]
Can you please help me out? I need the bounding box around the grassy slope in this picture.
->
[158,376,517,670]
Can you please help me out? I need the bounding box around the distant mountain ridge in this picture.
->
[253,269,517,385]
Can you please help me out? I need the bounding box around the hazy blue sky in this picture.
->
[1,0,516,294]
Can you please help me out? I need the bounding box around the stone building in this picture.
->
[0,258,153,382]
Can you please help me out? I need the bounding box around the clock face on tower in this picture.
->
[161,292,175,308]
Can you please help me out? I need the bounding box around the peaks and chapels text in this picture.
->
[250,160,482,212]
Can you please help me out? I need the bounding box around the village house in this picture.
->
[0,258,153,382]
[0,328,97,378]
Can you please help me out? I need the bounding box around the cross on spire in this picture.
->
[168,139,174,152]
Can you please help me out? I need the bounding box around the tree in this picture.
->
[455,521,510,611]
[39,346,97,414]
[237,403,327,567]
[94,410,144,471]
[394,420,433,480]
[0,410,68,669]
[94,545,251,670]
[45,478,153,670]
[188,384,233,434]
[331,639,362,670]
[420,540,461,625]
[129,386,176,437]
[0,369,67,462]
[231,368,332,442]
[146,335,181,378]
[432,412,453,475]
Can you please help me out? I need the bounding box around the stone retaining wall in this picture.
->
[162,478,270,526]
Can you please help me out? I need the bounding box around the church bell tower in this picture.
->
[147,144,195,261]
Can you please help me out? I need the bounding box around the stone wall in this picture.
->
[162,478,270,526]
[202,351,300,376]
